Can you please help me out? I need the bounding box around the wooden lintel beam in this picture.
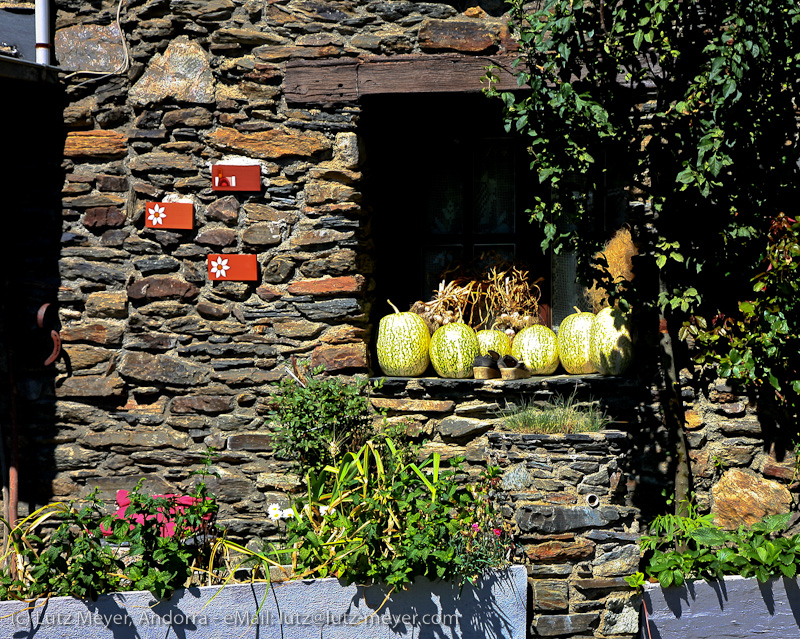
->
[283,54,521,105]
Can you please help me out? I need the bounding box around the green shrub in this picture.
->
[626,497,800,588]
[268,363,380,477]
[0,452,220,601]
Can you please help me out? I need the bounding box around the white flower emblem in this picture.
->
[148,204,166,225]
[210,257,230,279]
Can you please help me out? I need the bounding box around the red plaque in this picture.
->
[145,202,194,229]
[207,254,258,281]
[211,164,261,192]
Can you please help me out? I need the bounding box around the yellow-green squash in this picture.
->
[557,309,598,374]
[376,301,430,377]
[511,324,560,375]
[476,329,512,357]
[589,307,633,375]
[429,323,480,378]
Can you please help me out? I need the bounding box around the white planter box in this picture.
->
[642,575,800,638]
[0,565,527,639]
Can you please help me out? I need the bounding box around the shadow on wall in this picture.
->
[0,74,65,520]
[644,575,800,639]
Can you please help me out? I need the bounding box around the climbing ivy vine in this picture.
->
[486,0,800,424]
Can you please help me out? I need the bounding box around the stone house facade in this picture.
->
[0,1,798,637]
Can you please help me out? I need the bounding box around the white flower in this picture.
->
[148,204,166,225]
[268,503,283,522]
[210,257,230,279]
[282,508,294,520]
[319,505,329,516]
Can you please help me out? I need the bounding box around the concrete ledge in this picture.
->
[0,565,527,639]
[643,575,800,638]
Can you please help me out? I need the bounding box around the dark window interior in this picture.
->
[360,93,548,324]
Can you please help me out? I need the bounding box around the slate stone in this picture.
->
[207,195,240,224]
[712,468,792,529]
[299,249,359,277]
[64,130,127,159]
[60,322,124,346]
[80,428,190,450]
[170,0,235,20]
[79,474,175,500]
[211,368,281,386]
[212,27,286,45]
[60,259,127,285]
[530,579,569,611]
[206,126,330,160]
[593,544,641,577]
[117,351,211,386]
[196,227,237,247]
[242,223,282,246]
[262,255,295,283]
[53,444,106,470]
[272,319,323,338]
[287,275,365,297]
[227,433,274,451]
[96,174,129,191]
[171,395,232,415]
[294,298,363,321]
[418,18,498,53]
[129,152,196,173]
[311,343,368,371]
[532,612,598,637]
[516,505,617,533]
[55,374,125,398]
[122,332,178,351]
[85,291,128,318]
[197,300,231,319]
[133,255,180,274]
[64,194,126,209]
[130,37,215,105]
[179,343,276,358]
[127,275,199,301]
[83,207,126,228]
[526,538,596,563]
[162,107,213,128]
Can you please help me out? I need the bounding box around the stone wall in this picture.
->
[492,431,640,639]
[4,1,798,637]
[35,0,520,536]
[680,369,800,531]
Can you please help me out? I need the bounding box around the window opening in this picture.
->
[361,93,548,329]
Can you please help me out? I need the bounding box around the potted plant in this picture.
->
[628,500,800,638]
[0,368,527,639]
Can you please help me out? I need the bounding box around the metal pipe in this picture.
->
[35,0,50,65]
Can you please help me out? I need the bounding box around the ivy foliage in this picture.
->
[486,0,800,414]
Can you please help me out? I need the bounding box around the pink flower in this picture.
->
[493,528,502,536]
[472,523,480,531]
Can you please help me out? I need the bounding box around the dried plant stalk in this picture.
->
[410,264,542,339]
[409,279,480,332]
[484,266,542,337]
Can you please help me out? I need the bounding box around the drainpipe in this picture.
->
[35,0,51,65]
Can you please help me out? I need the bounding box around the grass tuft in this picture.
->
[498,392,609,434]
